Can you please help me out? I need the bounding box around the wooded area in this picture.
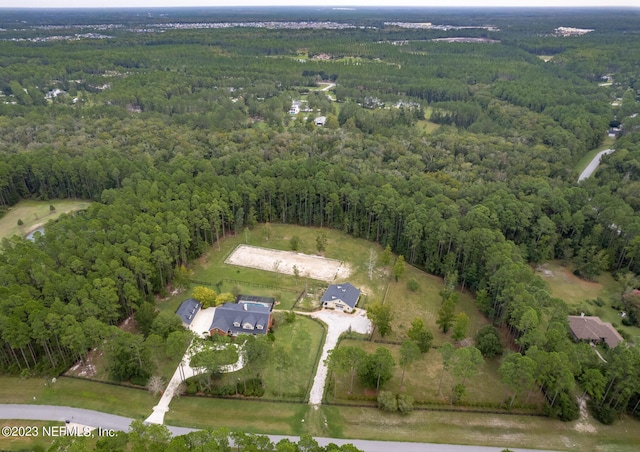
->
[0,7,639,426]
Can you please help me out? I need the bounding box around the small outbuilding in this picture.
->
[321,282,360,313]
[176,298,201,328]
[314,116,327,126]
[568,315,623,348]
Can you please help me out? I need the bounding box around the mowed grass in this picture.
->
[538,261,640,338]
[0,376,156,419]
[374,264,487,345]
[157,224,389,315]
[329,339,539,409]
[167,396,640,451]
[214,315,325,401]
[1,421,66,451]
[0,199,92,241]
[336,406,640,452]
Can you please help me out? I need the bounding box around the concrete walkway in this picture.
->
[304,308,372,405]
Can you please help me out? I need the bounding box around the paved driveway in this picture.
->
[305,308,372,405]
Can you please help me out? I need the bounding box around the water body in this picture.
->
[25,226,45,241]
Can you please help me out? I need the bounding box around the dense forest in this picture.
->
[1,7,640,423]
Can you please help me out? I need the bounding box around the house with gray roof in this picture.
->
[176,298,201,328]
[321,282,360,313]
[209,300,273,336]
[568,315,623,348]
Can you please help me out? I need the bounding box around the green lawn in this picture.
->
[328,339,540,409]
[166,396,640,452]
[2,421,66,451]
[207,314,325,402]
[575,136,616,175]
[374,264,487,345]
[0,376,156,419]
[0,199,92,241]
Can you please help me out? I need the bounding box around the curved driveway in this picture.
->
[1,404,557,452]
[578,149,615,181]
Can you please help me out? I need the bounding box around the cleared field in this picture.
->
[0,199,92,241]
[226,244,351,282]
[373,264,487,345]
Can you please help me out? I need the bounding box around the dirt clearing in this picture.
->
[225,245,351,282]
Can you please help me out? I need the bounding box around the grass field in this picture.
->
[373,264,487,345]
[575,136,616,175]
[0,376,156,419]
[0,199,92,241]
[328,339,541,409]
[210,314,325,401]
[165,396,640,451]
[2,421,66,451]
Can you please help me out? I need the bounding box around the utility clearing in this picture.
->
[225,244,351,282]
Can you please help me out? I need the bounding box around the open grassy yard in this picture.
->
[373,264,487,345]
[166,395,640,452]
[0,376,156,419]
[328,339,542,410]
[0,199,91,241]
[1,421,67,451]
[157,224,389,315]
[336,406,640,452]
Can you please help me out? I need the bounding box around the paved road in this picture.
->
[578,148,615,181]
[0,404,558,452]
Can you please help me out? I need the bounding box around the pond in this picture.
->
[25,226,45,241]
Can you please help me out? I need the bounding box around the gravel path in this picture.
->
[306,308,372,405]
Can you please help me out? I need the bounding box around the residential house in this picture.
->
[289,101,301,115]
[314,116,327,126]
[209,295,274,336]
[321,283,360,313]
[568,315,623,348]
[176,298,201,328]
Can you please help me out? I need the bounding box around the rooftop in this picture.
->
[568,315,623,348]
[176,298,201,326]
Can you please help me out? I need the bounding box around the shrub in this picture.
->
[543,391,579,421]
[186,381,197,395]
[474,325,503,358]
[244,378,265,397]
[290,235,300,251]
[588,400,618,425]
[397,393,414,414]
[406,278,419,292]
[377,391,397,412]
[49,204,56,211]
[130,375,148,386]
[17,219,23,226]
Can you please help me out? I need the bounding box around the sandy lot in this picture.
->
[225,245,351,282]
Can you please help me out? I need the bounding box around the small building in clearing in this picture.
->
[176,298,201,328]
[568,315,623,348]
[314,116,327,126]
[321,282,360,313]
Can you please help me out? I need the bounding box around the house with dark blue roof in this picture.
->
[209,299,273,337]
[321,282,360,313]
[176,298,201,328]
